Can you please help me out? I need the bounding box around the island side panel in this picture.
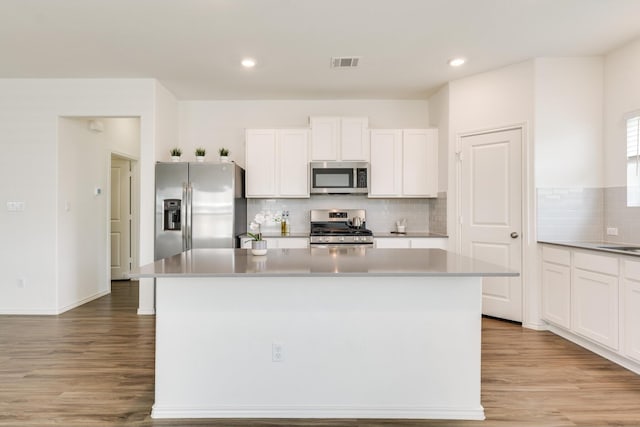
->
[153,276,484,420]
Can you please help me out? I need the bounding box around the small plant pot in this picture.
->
[171,156,181,162]
[251,240,267,256]
[220,155,230,163]
[196,156,205,162]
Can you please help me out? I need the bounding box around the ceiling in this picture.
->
[2,0,640,100]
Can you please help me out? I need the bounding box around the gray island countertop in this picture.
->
[132,248,517,278]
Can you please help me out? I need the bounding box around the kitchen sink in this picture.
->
[598,245,640,253]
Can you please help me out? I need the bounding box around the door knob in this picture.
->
[510,232,519,239]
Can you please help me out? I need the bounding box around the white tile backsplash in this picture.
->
[247,196,436,234]
[604,186,640,244]
[537,187,603,241]
[538,186,640,244]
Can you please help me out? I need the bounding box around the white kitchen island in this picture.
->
[133,247,516,421]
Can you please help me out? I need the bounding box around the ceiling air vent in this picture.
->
[331,56,361,68]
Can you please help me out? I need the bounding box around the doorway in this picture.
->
[459,128,523,322]
[110,154,136,280]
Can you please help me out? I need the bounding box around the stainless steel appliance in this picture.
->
[309,161,369,194]
[155,162,246,260]
[309,209,374,247]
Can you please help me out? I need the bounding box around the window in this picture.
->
[627,115,640,207]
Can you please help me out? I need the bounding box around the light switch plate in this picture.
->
[7,201,25,211]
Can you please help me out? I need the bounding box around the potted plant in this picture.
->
[195,147,206,162]
[219,147,230,163]
[247,212,268,255]
[170,147,182,162]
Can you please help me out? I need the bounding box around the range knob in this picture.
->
[339,236,345,242]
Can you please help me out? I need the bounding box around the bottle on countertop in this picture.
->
[280,210,290,235]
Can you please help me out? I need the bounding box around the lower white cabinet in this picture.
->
[374,237,447,249]
[623,259,640,363]
[571,267,619,350]
[241,237,309,249]
[375,238,410,249]
[541,259,571,329]
[539,244,640,372]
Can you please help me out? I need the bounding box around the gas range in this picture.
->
[309,209,374,246]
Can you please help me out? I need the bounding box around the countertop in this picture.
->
[132,248,517,278]
[241,232,448,239]
[240,232,309,239]
[375,232,448,238]
[539,240,640,257]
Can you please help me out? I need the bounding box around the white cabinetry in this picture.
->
[623,259,640,363]
[375,237,447,249]
[369,129,401,196]
[369,129,438,198]
[241,237,309,249]
[309,116,368,161]
[541,246,571,328]
[245,129,309,198]
[571,251,619,350]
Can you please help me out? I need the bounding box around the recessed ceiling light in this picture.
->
[448,57,466,67]
[241,58,256,68]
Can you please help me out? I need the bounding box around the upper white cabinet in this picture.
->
[369,128,438,198]
[245,129,277,197]
[369,129,401,196]
[245,129,309,198]
[310,116,369,161]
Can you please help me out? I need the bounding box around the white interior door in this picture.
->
[460,128,522,322]
[111,157,131,280]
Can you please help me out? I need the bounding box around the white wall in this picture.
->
[0,79,157,314]
[449,61,535,135]
[178,100,430,167]
[448,60,535,249]
[604,38,640,188]
[534,57,604,188]
[137,81,179,315]
[446,61,540,328]
[428,85,450,193]
[57,118,139,312]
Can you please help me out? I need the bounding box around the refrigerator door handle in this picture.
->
[182,183,188,252]
[187,183,193,250]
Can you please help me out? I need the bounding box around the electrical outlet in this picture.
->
[272,342,284,362]
[606,227,619,236]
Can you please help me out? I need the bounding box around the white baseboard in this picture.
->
[151,404,485,420]
[57,290,110,314]
[0,290,110,315]
[137,308,155,315]
[523,320,548,331]
[0,307,58,315]
[547,324,640,375]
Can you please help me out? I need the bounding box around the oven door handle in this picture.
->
[309,243,374,249]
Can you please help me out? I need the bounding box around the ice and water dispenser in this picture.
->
[163,199,181,231]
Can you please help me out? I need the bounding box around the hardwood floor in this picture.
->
[1,281,640,426]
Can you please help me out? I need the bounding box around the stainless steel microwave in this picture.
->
[309,161,369,194]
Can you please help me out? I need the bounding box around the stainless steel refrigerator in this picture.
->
[155,162,247,260]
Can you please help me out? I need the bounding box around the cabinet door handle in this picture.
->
[511,232,519,239]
